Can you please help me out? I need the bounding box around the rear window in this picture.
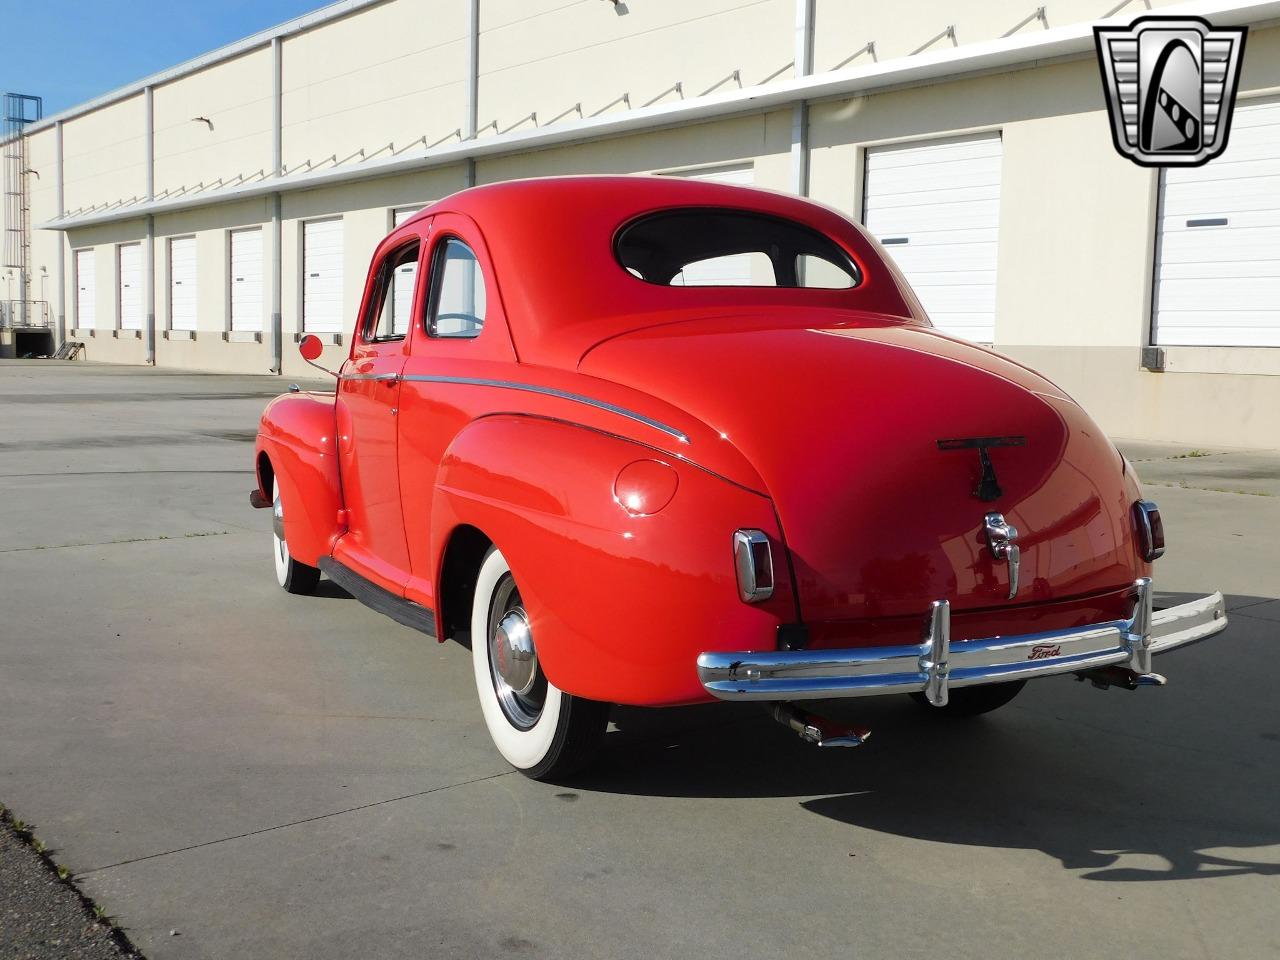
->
[615,208,859,289]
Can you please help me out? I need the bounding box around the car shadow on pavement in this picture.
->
[580,593,1280,882]
[312,578,353,600]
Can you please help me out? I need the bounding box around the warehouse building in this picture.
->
[2,0,1278,447]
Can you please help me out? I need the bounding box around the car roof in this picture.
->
[409,176,917,367]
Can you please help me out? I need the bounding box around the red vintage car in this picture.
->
[252,175,1227,780]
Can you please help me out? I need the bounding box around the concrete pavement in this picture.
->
[1,360,1277,959]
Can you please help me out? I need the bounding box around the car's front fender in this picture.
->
[255,392,343,566]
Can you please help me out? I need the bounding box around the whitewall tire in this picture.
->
[272,478,320,595]
[471,547,608,780]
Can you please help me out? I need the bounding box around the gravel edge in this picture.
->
[0,804,145,960]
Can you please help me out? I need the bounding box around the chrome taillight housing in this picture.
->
[733,529,774,603]
[1133,500,1165,562]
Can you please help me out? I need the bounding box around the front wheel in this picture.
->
[471,547,608,780]
[272,478,320,595]
[910,679,1026,717]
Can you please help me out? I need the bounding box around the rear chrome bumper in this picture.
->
[696,579,1226,705]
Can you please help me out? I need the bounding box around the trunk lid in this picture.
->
[580,314,1143,624]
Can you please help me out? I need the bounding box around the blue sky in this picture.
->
[0,0,327,117]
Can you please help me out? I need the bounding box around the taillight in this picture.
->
[1133,500,1165,562]
[733,529,774,603]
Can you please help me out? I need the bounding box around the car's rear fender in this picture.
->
[431,414,794,706]
[255,392,343,566]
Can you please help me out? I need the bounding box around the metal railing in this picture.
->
[0,299,51,328]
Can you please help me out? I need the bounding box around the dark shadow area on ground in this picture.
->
[572,593,1279,882]
[312,579,353,601]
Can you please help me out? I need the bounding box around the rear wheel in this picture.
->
[471,547,608,780]
[272,478,320,595]
[910,679,1026,717]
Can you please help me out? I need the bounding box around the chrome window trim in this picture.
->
[398,374,690,443]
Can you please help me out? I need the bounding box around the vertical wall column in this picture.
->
[464,0,479,187]
[144,85,156,364]
[55,120,65,345]
[790,0,815,197]
[270,35,284,374]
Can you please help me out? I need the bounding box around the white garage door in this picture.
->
[1154,99,1280,346]
[304,218,344,334]
[169,237,197,331]
[230,228,263,333]
[393,207,421,228]
[392,208,422,335]
[863,134,1002,342]
[75,249,96,329]
[670,165,761,286]
[118,243,143,331]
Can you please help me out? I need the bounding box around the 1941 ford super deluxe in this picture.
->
[252,175,1227,780]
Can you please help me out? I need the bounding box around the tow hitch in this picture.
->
[1075,665,1167,691]
[768,703,870,748]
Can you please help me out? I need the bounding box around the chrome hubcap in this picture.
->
[272,493,288,568]
[493,610,537,696]
[487,576,546,730]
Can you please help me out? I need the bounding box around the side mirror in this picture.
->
[298,334,338,378]
[299,334,324,361]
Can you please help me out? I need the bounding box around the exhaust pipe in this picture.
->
[1075,665,1167,691]
[768,703,870,748]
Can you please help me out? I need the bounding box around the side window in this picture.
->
[428,238,486,339]
[363,241,419,341]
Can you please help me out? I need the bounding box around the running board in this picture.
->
[318,557,437,638]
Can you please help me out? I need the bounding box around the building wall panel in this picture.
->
[478,0,792,137]
[280,0,469,172]
[60,94,147,213]
[810,0,1187,71]
[153,47,275,197]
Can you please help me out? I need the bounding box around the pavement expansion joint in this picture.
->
[0,532,235,554]
[77,770,514,876]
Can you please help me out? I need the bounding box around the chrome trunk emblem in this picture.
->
[983,512,1020,600]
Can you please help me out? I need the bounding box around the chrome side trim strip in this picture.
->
[340,372,400,381]
[399,374,690,443]
[697,583,1228,702]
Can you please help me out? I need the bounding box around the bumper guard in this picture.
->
[696,579,1226,706]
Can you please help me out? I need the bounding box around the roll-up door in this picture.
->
[230,228,263,333]
[863,134,1002,342]
[118,243,142,330]
[75,249,96,329]
[169,237,197,331]
[1154,99,1280,346]
[303,218,344,334]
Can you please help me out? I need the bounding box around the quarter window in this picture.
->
[428,238,486,338]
